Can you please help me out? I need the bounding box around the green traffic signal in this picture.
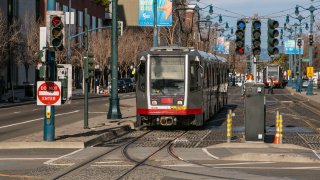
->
[267,19,279,56]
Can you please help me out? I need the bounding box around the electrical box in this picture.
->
[244,82,266,141]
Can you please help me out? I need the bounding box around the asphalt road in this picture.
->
[0,93,135,141]
[0,88,320,179]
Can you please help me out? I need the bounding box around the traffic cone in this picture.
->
[274,126,280,144]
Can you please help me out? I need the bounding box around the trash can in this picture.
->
[244,82,266,141]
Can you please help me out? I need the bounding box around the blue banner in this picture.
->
[139,0,154,26]
[157,0,172,26]
[215,37,225,52]
[284,40,304,54]
[138,0,172,27]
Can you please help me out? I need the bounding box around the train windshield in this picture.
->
[150,56,185,95]
[268,66,279,81]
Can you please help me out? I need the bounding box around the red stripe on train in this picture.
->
[137,108,202,115]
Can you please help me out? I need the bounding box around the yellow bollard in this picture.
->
[279,114,283,144]
[276,111,280,128]
[227,110,232,143]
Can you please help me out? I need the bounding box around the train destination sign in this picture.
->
[37,81,61,106]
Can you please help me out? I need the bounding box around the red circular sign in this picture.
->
[37,82,61,105]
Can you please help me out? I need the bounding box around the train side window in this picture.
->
[190,61,200,91]
[138,61,146,91]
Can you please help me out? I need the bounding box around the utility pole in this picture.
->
[153,0,158,47]
[84,8,89,129]
[107,0,122,119]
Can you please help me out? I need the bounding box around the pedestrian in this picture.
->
[268,77,274,94]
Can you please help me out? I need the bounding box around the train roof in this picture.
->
[140,46,227,63]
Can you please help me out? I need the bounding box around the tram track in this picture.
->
[49,130,152,180]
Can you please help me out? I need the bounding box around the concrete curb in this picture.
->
[0,125,131,149]
[205,143,320,163]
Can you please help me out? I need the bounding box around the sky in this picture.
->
[197,0,320,50]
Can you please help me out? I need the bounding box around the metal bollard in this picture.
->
[227,110,232,143]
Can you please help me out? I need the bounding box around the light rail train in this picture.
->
[135,46,229,126]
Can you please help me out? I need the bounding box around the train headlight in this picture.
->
[152,101,157,105]
[177,101,183,105]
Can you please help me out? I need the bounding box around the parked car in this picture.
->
[118,80,129,93]
[120,78,136,92]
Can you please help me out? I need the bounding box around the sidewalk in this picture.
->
[0,98,137,149]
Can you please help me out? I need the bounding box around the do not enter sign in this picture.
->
[37,81,61,105]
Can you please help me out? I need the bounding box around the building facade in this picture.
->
[0,0,107,99]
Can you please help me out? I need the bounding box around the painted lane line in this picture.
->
[0,110,80,129]
[195,130,211,148]
[202,148,220,160]
[89,112,106,114]
[162,164,320,170]
[44,148,83,166]
[13,112,21,114]
[212,162,275,166]
[95,161,124,164]
[91,164,134,167]
[32,109,39,111]
[0,173,42,179]
[312,150,320,160]
[0,158,51,160]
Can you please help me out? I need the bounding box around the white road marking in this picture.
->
[0,110,80,129]
[44,149,83,166]
[162,164,320,170]
[13,112,21,114]
[91,164,134,167]
[0,158,51,160]
[32,109,39,111]
[89,112,106,114]
[95,161,124,164]
[213,162,275,166]
[195,130,211,148]
[312,150,320,160]
[202,148,220,160]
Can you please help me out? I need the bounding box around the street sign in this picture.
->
[302,58,309,62]
[307,67,314,78]
[287,70,291,77]
[37,81,61,106]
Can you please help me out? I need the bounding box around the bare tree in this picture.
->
[0,10,8,67]
[16,13,42,83]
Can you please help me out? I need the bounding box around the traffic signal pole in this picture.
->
[307,9,315,95]
[44,0,56,141]
[84,8,89,129]
[107,0,122,119]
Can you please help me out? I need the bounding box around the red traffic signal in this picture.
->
[50,15,64,51]
[51,16,62,26]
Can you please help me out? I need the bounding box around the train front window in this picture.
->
[150,56,185,95]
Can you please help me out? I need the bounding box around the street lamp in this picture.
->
[176,4,197,46]
[295,1,318,95]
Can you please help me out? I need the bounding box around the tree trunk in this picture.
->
[24,63,29,83]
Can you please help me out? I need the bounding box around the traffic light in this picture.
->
[309,34,314,46]
[267,19,279,55]
[88,53,95,78]
[297,38,302,47]
[50,13,64,51]
[235,19,246,55]
[252,20,261,56]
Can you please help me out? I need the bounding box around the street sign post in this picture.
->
[37,81,61,106]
